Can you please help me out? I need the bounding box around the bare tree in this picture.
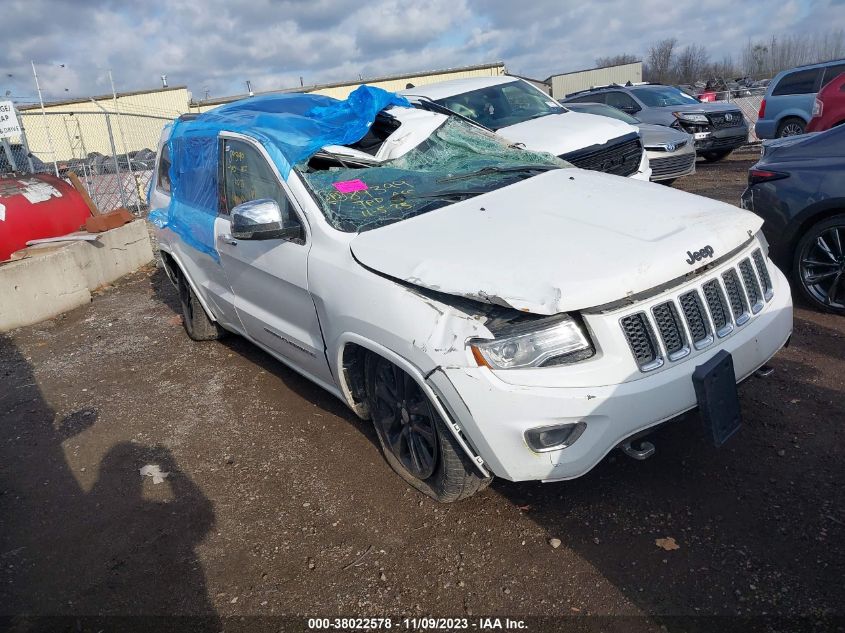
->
[741,29,845,78]
[645,38,677,83]
[673,44,710,84]
[594,54,639,68]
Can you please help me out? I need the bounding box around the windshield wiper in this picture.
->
[437,164,559,183]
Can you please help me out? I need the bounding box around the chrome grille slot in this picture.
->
[703,279,733,337]
[723,268,750,325]
[679,291,714,349]
[652,301,690,360]
[619,249,775,372]
[738,258,764,313]
[620,312,663,371]
[752,249,774,301]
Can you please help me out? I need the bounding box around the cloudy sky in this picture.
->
[3,0,842,105]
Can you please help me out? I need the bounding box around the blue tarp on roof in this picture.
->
[149,85,410,258]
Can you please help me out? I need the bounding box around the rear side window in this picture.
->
[822,63,845,87]
[156,144,171,194]
[772,68,822,96]
[568,93,607,104]
[605,91,639,110]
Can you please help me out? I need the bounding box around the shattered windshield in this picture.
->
[298,117,569,232]
[433,80,565,130]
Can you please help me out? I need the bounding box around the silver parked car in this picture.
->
[565,102,695,184]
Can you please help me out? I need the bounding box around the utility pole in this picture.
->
[31,61,60,176]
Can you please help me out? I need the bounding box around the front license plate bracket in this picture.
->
[692,350,742,447]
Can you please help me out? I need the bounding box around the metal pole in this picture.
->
[31,61,60,177]
[109,69,140,212]
[91,99,128,209]
[13,104,36,173]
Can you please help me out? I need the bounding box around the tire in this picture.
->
[792,213,845,315]
[657,178,676,187]
[364,353,491,502]
[700,149,732,162]
[177,276,225,341]
[777,117,805,138]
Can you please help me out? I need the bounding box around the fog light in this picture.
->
[525,421,587,453]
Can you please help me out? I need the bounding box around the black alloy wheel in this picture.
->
[795,216,845,314]
[370,357,438,480]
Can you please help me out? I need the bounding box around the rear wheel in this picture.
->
[777,117,805,138]
[177,276,225,341]
[700,149,732,162]
[365,353,491,502]
[793,214,845,315]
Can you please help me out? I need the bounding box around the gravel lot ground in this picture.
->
[1,152,843,632]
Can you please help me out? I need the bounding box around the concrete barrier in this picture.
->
[0,219,153,332]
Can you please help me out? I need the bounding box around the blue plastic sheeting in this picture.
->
[149,85,410,259]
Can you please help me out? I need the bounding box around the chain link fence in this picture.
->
[696,88,766,142]
[3,107,172,214]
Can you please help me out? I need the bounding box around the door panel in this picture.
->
[216,136,332,383]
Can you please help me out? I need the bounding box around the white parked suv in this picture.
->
[150,89,792,502]
[401,76,652,181]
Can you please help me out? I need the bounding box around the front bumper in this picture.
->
[428,257,792,483]
[693,128,748,153]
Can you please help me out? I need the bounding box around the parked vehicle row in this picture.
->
[756,58,845,138]
[149,86,792,502]
[742,125,845,314]
[563,82,749,162]
[400,76,652,181]
[562,102,695,184]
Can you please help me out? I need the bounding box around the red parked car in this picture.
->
[806,72,845,132]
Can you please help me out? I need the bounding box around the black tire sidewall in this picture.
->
[364,354,487,502]
[791,214,845,315]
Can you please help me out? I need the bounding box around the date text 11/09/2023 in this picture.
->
[307,617,528,630]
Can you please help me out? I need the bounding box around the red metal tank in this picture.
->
[0,174,91,261]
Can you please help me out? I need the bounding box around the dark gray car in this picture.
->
[563,83,749,162]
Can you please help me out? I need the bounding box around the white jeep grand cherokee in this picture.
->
[150,90,792,502]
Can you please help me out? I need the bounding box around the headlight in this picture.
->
[674,112,709,124]
[470,315,594,370]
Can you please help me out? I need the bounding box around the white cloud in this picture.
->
[1,0,841,103]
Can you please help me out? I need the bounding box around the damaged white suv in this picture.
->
[150,88,792,502]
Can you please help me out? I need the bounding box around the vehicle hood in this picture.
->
[496,111,638,156]
[637,123,691,148]
[350,170,762,315]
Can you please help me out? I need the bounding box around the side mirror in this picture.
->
[231,198,300,241]
[622,104,641,114]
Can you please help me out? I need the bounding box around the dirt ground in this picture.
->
[1,153,843,632]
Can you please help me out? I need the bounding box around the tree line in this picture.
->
[594,29,845,85]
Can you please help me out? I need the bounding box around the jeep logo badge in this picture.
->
[686,245,715,265]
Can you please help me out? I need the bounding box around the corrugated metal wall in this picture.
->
[549,62,642,99]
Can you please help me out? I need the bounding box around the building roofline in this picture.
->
[544,60,642,83]
[191,61,506,107]
[17,85,189,110]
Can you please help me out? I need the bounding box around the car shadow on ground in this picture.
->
[0,334,221,631]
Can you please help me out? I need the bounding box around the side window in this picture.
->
[605,91,638,111]
[221,139,300,230]
[156,143,171,194]
[822,64,845,87]
[569,93,606,104]
[772,68,822,96]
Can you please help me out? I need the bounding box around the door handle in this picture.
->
[219,234,238,246]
